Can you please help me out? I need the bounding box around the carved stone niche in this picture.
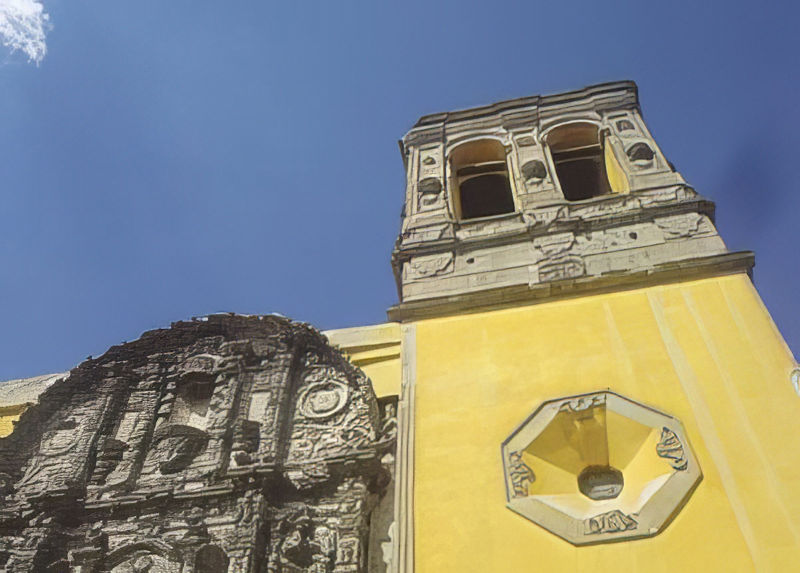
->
[417,177,444,212]
[625,141,656,169]
[149,423,210,474]
[502,391,701,545]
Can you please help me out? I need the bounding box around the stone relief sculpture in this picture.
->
[584,510,638,535]
[656,426,689,471]
[506,451,535,498]
[0,314,396,572]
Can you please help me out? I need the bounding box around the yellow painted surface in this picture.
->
[604,140,630,194]
[324,322,402,398]
[411,273,799,572]
[0,404,30,437]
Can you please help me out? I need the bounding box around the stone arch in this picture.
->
[106,540,182,572]
[447,138,515,220]
[542,121,612,201]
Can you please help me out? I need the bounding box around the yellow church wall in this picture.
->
[411,273,798,572]
[324,322,402,398]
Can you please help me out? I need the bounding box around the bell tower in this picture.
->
[390,81,751,320]
[385,81,800,572]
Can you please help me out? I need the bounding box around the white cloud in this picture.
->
[0,0,50,65]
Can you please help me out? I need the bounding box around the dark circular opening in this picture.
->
[577,465,624,500]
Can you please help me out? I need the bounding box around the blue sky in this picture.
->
[0,1,798,380]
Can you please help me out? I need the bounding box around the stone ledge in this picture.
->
[387,251,754,322]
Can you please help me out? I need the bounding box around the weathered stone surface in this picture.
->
[389,81,753,321]
[0,314,395,572]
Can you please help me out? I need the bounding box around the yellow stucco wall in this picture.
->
[324,322,402,398]
[411,273,799,572]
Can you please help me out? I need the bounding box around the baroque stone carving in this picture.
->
[0,315,395,572]
[584,510,638,535]
[405,252,455,280]
[656,426,688,471]
[538,256,585,282]
[655,213,705,239]
[506,451,535,498]
[559,393,605,413]
[298,380,349,419]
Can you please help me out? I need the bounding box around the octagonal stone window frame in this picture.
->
[501,391,702,546]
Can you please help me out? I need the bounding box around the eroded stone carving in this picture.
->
[538,256,585,282]
[0,315,395,572]
[298,380,349,419]
[405,252,455,280]
[655,213,704,239]
[148,423,209,474]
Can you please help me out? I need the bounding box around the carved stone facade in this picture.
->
[0,315,396,572]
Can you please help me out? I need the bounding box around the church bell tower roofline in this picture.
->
[407,80,640,133]
[389,80,753,322]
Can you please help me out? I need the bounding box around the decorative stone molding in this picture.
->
[404,252,455,281]
[502,391,702,545]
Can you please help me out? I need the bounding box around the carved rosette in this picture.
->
[502,391,702,545]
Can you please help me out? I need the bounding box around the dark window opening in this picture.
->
[450,140,515,220]
[458,173,514,219]
[547,123,611,202]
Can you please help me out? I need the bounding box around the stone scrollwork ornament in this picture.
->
[507,451,535,498]
[656,427,688,471]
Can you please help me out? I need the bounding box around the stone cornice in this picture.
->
[387,252,754,322]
